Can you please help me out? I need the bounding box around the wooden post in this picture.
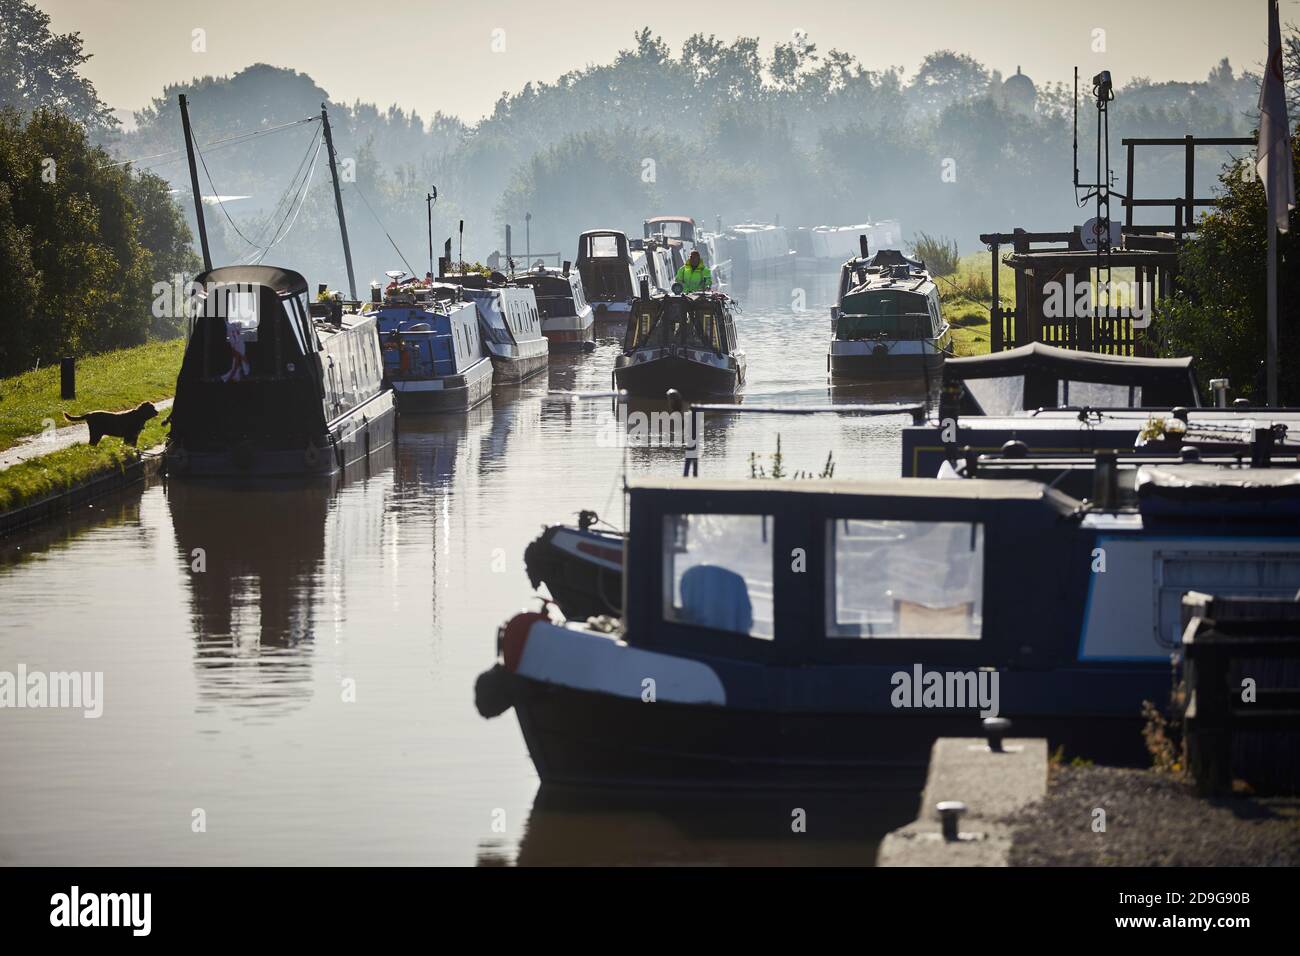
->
[1125,141,1135,231]
[60,356,75,399]
[1184,134,1196,237]
[989,240,1002,351]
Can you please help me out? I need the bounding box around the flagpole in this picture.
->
[1268,216,1278,406]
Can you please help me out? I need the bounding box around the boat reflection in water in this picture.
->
[166,447,393,716]
[480,787,918,866]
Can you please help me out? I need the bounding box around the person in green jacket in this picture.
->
[674,250,712,293]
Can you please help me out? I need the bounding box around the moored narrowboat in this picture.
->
[829,248,951,382]
[454,273,550,384]
[510,265,595,352]
[164,265,395,478]
[576,229,651,320]
[371,274,493,413]
[477,463,1300,791]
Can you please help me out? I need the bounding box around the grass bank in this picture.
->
[0,417,169,513]
[937,252,1015,357]
[0,338,184,451]
[0,338,182,516]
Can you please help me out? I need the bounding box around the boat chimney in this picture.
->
[1210,378,1229,408]
[438,256,448,279]
[370,281,381,305]
[562,260,571,277]
[639,278,650,300]
[859,234,869,259]
[1251,426,1275,469]
[1091,450,1119,509]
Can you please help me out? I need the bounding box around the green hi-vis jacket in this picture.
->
[675,261,712,292]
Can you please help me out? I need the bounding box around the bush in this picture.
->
[908,231,960,276]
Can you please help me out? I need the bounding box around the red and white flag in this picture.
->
[1257,0,1296,233]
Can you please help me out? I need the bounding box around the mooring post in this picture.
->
[60,356,75,399]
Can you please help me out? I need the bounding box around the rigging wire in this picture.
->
[194,120,322,261]
[252,131,324,264]
[234,123,325,264]
[104,115,318,169]
[349,179,418,277]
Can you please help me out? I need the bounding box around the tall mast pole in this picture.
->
[179,94,212,272]
[320,104,357,300]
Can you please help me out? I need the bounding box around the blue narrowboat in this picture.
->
[369,276,493,413]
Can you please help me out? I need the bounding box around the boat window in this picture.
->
[962,375,1025,416]
[1058,380,1141,408]
[1154,551,1300,647]
[589,235,619,258]
[282,297,308,357]
[827,520,983,639]
[662,514,774,640]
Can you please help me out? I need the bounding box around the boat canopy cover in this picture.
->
[195,265,308,297]
[1136,464,1300,518]
[945,342,1200,410]
[626,297,734,355]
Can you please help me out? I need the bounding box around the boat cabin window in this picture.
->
[837,291,933,340]
[662,514,774,640]
[961,375,1026,415]
[1057,380,1141,408]
[588,235,620,258]
[827,520,984,639]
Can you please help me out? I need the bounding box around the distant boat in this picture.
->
[450,271,550,383]
[631,235,680,294]
[643,216,714,277]
[795,220,902,268]
[165,264,395,477]
[614,286,745,399]
[711,222,794,281]
[510,264,595,352]
[576,229,651,320]
[829,248,951,382]
[369,274,493,413]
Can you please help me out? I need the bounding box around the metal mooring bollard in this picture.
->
[936,801,966,842]
[983,717,1012,752]
[60,356,75,399]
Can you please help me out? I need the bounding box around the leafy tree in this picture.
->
[0,108,198,374]
[0,0,116,133]
[1149,134,1299,403]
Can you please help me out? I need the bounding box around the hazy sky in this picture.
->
[40,0,1294,124]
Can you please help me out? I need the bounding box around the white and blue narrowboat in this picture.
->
[455,273,549,384]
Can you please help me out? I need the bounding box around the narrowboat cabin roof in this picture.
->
[944,342,1200,413]
[195,264,308,297]
[627,476,1078,508]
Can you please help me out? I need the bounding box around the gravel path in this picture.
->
[1006,764,1300,866]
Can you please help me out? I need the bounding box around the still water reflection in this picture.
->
[0,271,926,865]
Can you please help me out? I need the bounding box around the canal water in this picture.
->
[0,271,925,865]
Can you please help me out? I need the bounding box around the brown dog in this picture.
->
[63,401,158,447]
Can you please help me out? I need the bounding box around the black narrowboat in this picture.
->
[165,265,395,478]
[613,291,746,400]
